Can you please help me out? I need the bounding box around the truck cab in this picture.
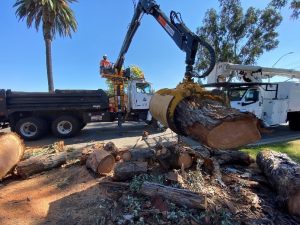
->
[227,83,300,127]
[126,78,153,121]
[127,79,153,110]
[229,87,263,119]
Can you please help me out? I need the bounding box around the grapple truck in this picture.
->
[105,0,261,149]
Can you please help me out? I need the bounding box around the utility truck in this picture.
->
[205,62,300,130]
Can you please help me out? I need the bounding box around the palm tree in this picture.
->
[14,0,78,92]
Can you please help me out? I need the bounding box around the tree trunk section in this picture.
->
[256,150,300,216]
[0,133,25,179]
[139,181,207,209]
[113,161,148,181]
[175,96,261,149]
[86,150,115,175]
[104,142,119,157]
[122,149,155,162]
[156,145,193,170]
[45,38,54,92]
[16,149,86,178]
[16,152,67,178]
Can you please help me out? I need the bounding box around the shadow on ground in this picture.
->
[25,122,162,149]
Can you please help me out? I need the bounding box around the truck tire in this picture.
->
[51,116,80,138]
[289,118,300,131]
[15,117,48,141]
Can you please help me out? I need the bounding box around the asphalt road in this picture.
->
[3,121,300,149]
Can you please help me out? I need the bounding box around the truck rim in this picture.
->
[20,122,38,138]
[57,121,73,134]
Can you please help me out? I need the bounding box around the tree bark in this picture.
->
[256,150,300,216]
[16,152,67,178]
[139,182,207,209]
[175,96,261,149]
[86,150,115,175]
[113,161,148,181]
[0,133,25,179]
[104,142,119,157]
[122,149,155,162]
[45,38,54,92]
[15,148,89,178]
[211,149,254,166]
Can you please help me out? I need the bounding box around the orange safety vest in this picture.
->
[100,59,111,68]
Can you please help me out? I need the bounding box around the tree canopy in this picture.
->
[270,0,300,19]
[196,0,282,70]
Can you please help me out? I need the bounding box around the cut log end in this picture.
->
[178,152,193,169]
[0,133,25,179]
[86,150,115,175]
[206,117,261,149]
[176,96,261,149]
[97,155,115,174]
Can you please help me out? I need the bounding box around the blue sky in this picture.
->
[0,0,300,92]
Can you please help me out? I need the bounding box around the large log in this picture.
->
[191,145,253,166]
[113,161,148,181]
[175,96,261,149]
[256,150,300,216]
[86,150,115,175]
[139,181,207,209]
[0,133,25,179]
[16,149,82,178]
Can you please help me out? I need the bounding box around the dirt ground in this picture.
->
[0,165,105,225]
[1,159,300,225]
[1,125,300,225]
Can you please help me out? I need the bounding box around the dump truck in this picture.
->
[0,78,153,140]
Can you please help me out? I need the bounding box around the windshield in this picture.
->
[228,89,247,101]
[136,83,152,94]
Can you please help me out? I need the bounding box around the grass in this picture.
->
[241,140,300,163]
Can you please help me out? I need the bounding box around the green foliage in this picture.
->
[14,0,77,39]
[270,0,300,19]
[105,65,145,97]
[196,0,282,69]
[129,173,165,192]
[130,65,144,79]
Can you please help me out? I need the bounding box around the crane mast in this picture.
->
[114,0,215,80]
[103,0,216,128]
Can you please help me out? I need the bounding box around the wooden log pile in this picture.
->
[174,96,261,149]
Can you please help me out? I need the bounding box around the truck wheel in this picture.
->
[51,116,80,138]
[289,118,300,131]
[15,117,48,141]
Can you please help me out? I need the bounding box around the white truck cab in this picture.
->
[127,79,153,110]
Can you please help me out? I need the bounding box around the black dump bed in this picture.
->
[1,89,109,114]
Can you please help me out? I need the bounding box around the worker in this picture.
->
[100,54,113,74]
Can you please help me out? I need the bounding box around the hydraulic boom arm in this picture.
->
[114,0,215,80]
